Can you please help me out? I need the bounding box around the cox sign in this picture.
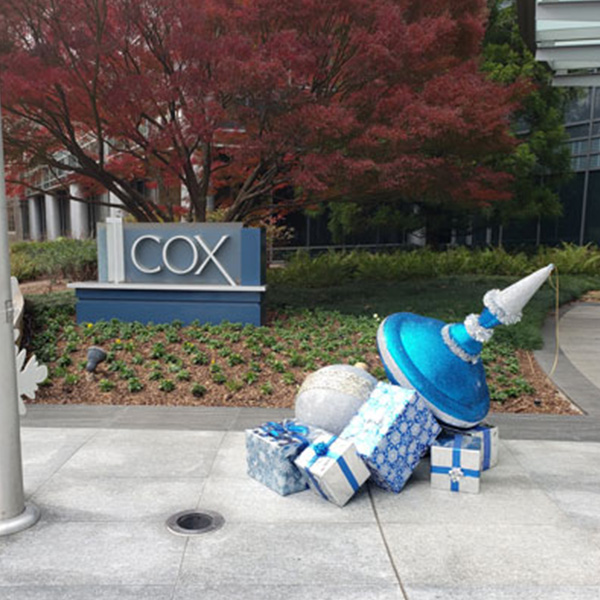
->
[131,233,234,285]
[98,220,264,288]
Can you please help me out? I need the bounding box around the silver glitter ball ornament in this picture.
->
[295,364,377,435]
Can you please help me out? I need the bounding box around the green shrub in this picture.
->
[127,378,144,393]
[191,383,206,397]
[268,245,600,288]
[11,238,97,282]
[159,379,175,392]
[98,379,115,392]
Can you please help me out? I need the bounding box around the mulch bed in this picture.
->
[21,279,582,416]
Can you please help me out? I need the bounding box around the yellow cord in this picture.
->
[547,266,560,378]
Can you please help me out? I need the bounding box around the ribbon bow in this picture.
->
[260,420,310,449]
[313,441,331,456]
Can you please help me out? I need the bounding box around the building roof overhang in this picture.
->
[517,0,600,86]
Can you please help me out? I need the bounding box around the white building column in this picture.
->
[69,184,89,239]
[108,191,125,220]
[28,197,41,241]
[44,193,60,240]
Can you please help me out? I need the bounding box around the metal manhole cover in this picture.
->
[166,510,225,536]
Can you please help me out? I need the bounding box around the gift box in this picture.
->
[430,434,481,494]
[294,434,370,507]
[340,382,441,493]
[442,422,499,470]
[246,419,322,496]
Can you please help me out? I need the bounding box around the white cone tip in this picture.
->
[484,264,554,325]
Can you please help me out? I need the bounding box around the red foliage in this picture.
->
[0,0,522,221]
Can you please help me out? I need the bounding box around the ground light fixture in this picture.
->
[166,509,225,536]
[86,346,107,372]
[0,94,40,536]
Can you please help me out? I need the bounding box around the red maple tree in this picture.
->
[0,0,521,223]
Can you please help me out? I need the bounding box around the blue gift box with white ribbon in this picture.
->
[442,422,499,471]
[430,434,482,494]
[294,434,370,507]
[340,382,441,493]
[246,419,324,496]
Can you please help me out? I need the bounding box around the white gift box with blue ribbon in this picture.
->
[294,434,370,507]
[430,434,481,494]
[246,419,324,496]
[341,382,441,493]
[442,423,499,471]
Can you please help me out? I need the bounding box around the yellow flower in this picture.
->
[86,323,93,329]
[116,338,122,344]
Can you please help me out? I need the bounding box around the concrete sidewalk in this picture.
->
[0,426,598,599]
[1,301,599,599]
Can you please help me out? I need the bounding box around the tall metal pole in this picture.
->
[0,95,40,536]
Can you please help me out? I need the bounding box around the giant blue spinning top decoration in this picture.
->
[377,264,554,428]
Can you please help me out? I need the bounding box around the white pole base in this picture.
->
[0,503,40,537]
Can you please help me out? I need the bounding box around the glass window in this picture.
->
[565,89,592,123]
[594,88,600,119]
[589,154,600,170]
[570,140,589,155]
[591,137,600,153]
[572,155,589,171]
[550,174,585,245]
[584,171,600,242]
[593,122,600,136]
[567,123,590,139]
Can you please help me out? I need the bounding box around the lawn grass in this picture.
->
[21,273,600,409]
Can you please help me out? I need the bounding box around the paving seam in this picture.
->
[27,427,104,499]
[367,485,409,600]
[169,429,228,593]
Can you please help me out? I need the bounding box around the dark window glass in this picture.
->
[585,171,600,243]
[37,196,47,239]
[594,88,600,119]
[20,201,30,240]
[541,174,585,245]
[57,190,70,237]
[565,89,592,123]
[567,123,590,139]
[570,140,589,155]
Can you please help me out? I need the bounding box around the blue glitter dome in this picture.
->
[376,264,554,429]
[377,313,489,428]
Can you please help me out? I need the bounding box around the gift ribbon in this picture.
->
[260,420,310,450]
[431,435,480,492]
[473,425,492,470]
[304,436,360,501]
[445,424,493,471]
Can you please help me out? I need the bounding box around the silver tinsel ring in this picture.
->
[441,325,480,365]
[464,313,494,343]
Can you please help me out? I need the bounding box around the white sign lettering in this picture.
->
[130,234,235,284]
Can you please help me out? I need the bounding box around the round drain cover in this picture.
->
[166,510,224,536]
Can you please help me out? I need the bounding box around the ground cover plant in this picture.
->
[22,272,600,414]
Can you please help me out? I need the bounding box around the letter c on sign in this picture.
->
[131,235,162,274]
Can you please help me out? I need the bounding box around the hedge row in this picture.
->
[10,238,97,282]
[268,244,600,288]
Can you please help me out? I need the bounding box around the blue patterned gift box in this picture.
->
[294,434,370,507]
[246,419,324,496]
[430,434,481,494]
[340,382,442,493]
[442,422,499,471]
